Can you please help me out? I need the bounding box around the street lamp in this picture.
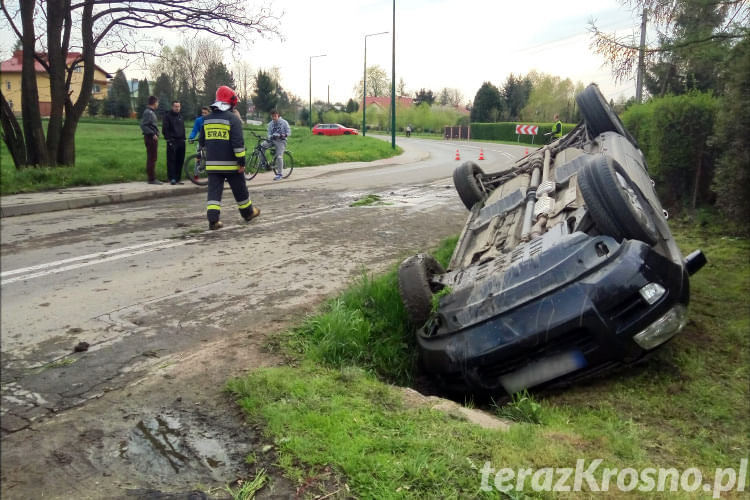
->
[362,31,388,137]
[309,54,326,129]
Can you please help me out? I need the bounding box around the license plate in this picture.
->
[499,350,587,394]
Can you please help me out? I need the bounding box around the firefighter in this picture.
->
[551,114,562,140]
[200,86,260,230]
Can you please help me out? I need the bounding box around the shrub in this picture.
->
[470,122,575,144]
[622,92,719,210]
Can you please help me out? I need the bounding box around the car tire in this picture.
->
[576,84,640,149]
[577,154,658,245]
[344,131,351,135]
[398,253,445,327]
[317,132,324,135]
[453,161,486,210]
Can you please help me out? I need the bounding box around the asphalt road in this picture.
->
[0,137,527,497]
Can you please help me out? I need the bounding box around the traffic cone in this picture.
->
[478,148,485,160]
[524,147,528,157]
[455,149,461,160]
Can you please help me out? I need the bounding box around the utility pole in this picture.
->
[636,8,647,103]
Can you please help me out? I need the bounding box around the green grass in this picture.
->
[229,222,749,498]
[0,119,401,195]
[276,235,458,385]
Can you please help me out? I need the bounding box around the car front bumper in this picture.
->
[418,235,690,393]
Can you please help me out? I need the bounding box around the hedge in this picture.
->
[469,122,576,144]
[621,91,718,209]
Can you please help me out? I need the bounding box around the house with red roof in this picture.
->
[0,51,111,116]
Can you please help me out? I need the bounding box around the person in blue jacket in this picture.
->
[188,106,211,143]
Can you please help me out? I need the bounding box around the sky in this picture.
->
[0,0,644,106]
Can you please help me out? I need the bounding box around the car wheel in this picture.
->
[576,84,640,149]
[344,131,351,135]
[577,154,658,245]
[317,132,324,135]
[453,161,486,210]
[398,253,445,327]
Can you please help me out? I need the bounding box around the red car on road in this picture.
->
[312,123,359,136]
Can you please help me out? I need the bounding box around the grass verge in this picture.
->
[0,120,401,194]
[228,222,749,498]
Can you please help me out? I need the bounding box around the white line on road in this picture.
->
[1,240,172,278]
[1,240,187,285]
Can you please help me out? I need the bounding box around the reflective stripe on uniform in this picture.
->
[207,204,221,211]
[234,148,246,158]
[237,198,252,209]
[206,164,240,171]
[204,119,231,125]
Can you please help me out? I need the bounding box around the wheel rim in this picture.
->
[616,172,655,234]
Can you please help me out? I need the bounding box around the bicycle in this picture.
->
[183,142,208,185]
[245,130,294,181]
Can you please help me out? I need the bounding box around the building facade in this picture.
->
[0,51,111,115]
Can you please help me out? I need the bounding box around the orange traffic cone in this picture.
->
[455,149,461,160]
[524,147,528,157]
[478,148,485,160]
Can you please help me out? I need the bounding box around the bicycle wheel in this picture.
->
[183,153,208,186]
[280,151,294,178]
[244,151,262,181]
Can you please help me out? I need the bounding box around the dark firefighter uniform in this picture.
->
[199,108,254,225]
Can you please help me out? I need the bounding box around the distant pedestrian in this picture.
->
[551,114,562,140]
[188,106,211,143]
[140,96,161,185]
[406,124,412,137]
[262,109,291,181]
[163,100,186,185]
[200,86,260,230]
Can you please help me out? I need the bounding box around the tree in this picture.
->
[397,77,407,96]
[136,79,151,118]
[589,1,748,94]
[712,35,750,226]
[202,62,234,106]
[233,61,254,118]
[353,65,389,99]
[252,70,278,115]
[414,88,435,106]
[107,69,131,118]
[345,98,359,113]
[519,71,582,122]
[437,88,464,107]
[502,73,532,121]
[153,72,173,117]
[0,0,281,167]
[470,82,503,122]
[0,91,25,168]
[87,97,101,117]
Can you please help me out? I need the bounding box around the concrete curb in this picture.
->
[1,146,430,218]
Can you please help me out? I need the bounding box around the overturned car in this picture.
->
[398,84,706,395]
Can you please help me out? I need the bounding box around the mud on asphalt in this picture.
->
[1,183,466,498]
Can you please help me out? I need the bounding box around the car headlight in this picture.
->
[632,304,688,350]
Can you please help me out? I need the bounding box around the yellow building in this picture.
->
[0,51,111,116]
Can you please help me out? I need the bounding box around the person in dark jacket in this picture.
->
[162,100,186,185]
[199,86,260,230]
[140,96,161,184]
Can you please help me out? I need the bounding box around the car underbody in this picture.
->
[398,84,706,395]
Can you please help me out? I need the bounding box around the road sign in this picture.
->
[515,124,538,135]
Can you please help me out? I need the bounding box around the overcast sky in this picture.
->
[0,0,644,106]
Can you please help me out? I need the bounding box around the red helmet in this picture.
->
[215,85,238,107]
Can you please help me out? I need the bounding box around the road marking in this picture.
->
[1,240,187,285]
[1,240,172,278]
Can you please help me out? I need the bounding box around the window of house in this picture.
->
[5,81,10,90]
[92,84,101,94]
[8,100,13,110]
[73,66,82,73]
